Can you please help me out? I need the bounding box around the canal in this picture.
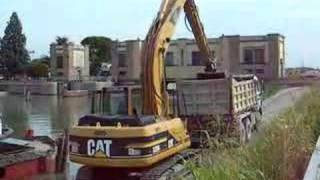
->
[0,92,91,137]
[0,92,141,179]
[0,92,96,179]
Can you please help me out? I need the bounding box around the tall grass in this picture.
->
[190,88,320,180]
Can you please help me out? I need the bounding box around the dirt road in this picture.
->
[262,87,308,122]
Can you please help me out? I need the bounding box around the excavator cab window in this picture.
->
[108,91,128,115]
[99,86,142,116]
[131,89,142,116]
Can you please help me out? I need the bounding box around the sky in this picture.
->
[0,0,319,68]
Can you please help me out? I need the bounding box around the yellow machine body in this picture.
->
[69,116,190,167]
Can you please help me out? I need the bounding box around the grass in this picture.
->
[189,88,320,180]
[263,83,283,100]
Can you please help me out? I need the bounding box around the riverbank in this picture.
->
[190,88,320,180]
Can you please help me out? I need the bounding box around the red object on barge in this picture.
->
[0,136,58,180]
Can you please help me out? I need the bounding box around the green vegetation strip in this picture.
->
[189,88,320,180]
[263,83,283,100]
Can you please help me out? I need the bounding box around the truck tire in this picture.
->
[240,117,252,144]
[253,112,262,132]
[245,117,252,141]
[240,118,247,144]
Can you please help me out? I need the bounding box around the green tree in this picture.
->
[56,36,69,45]
[32,55,50,67]
[81,36,112,75]
[27,56,49,78]
[31,63,48,77]
[0,12,30,77]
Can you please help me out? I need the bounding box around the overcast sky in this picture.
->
[0,0,319,67]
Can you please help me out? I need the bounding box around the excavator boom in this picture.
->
[142,0,215,116]
[184,0,216,71]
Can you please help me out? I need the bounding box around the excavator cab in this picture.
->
[92,85,177,117]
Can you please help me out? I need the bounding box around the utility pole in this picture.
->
[253,49,256,76]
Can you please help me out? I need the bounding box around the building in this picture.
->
[111,34,285,82]
[50,42,90,81]
[111,40,142,82]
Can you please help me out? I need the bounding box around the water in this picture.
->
[0,92,94,179]
[0,92,143,179]
[0,92,91,137]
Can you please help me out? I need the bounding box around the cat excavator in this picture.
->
[69,0,221,168]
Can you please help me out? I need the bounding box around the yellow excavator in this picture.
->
[69,0,218,168]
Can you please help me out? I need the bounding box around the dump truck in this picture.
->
[176,74,263,146]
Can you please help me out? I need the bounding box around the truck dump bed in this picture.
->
[176,75,258,116]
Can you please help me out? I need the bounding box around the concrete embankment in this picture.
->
[0,81,112,95]
[4,81,58,95]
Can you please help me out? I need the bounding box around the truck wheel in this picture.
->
[240,117,252,144]
[253,112,262,132]
[240,118,247,144]
[245,117,252,141]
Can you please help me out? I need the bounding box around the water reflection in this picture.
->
[0,93,141,179]
[0,93,91,136]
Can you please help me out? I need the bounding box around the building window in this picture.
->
[165,52,175,66]
[256,69,265,74]
[246,69,253,73]
[57,56,63,68]
[255,49,265,64]
[192,51,205,66]
[244,49,254,64]
[73,50,85,68]
[119,71,127,76]
[191,51,215,66]
[211,51,216,59]
[180,49,184,66]
[57,72,64,76]
[245,69,264,74]
[118,53,128,67]
[243,48,265,64]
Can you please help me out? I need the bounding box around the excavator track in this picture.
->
[139,149,200,180]
[73,149,200,180]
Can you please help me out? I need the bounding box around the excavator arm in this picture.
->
[142,0,215,116]
[184,0,216,72]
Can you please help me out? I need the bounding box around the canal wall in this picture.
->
[6,81,58,95]
[0,81,113,95]
[68,81,112,91]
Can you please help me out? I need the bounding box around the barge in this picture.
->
[0,136,57,179]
